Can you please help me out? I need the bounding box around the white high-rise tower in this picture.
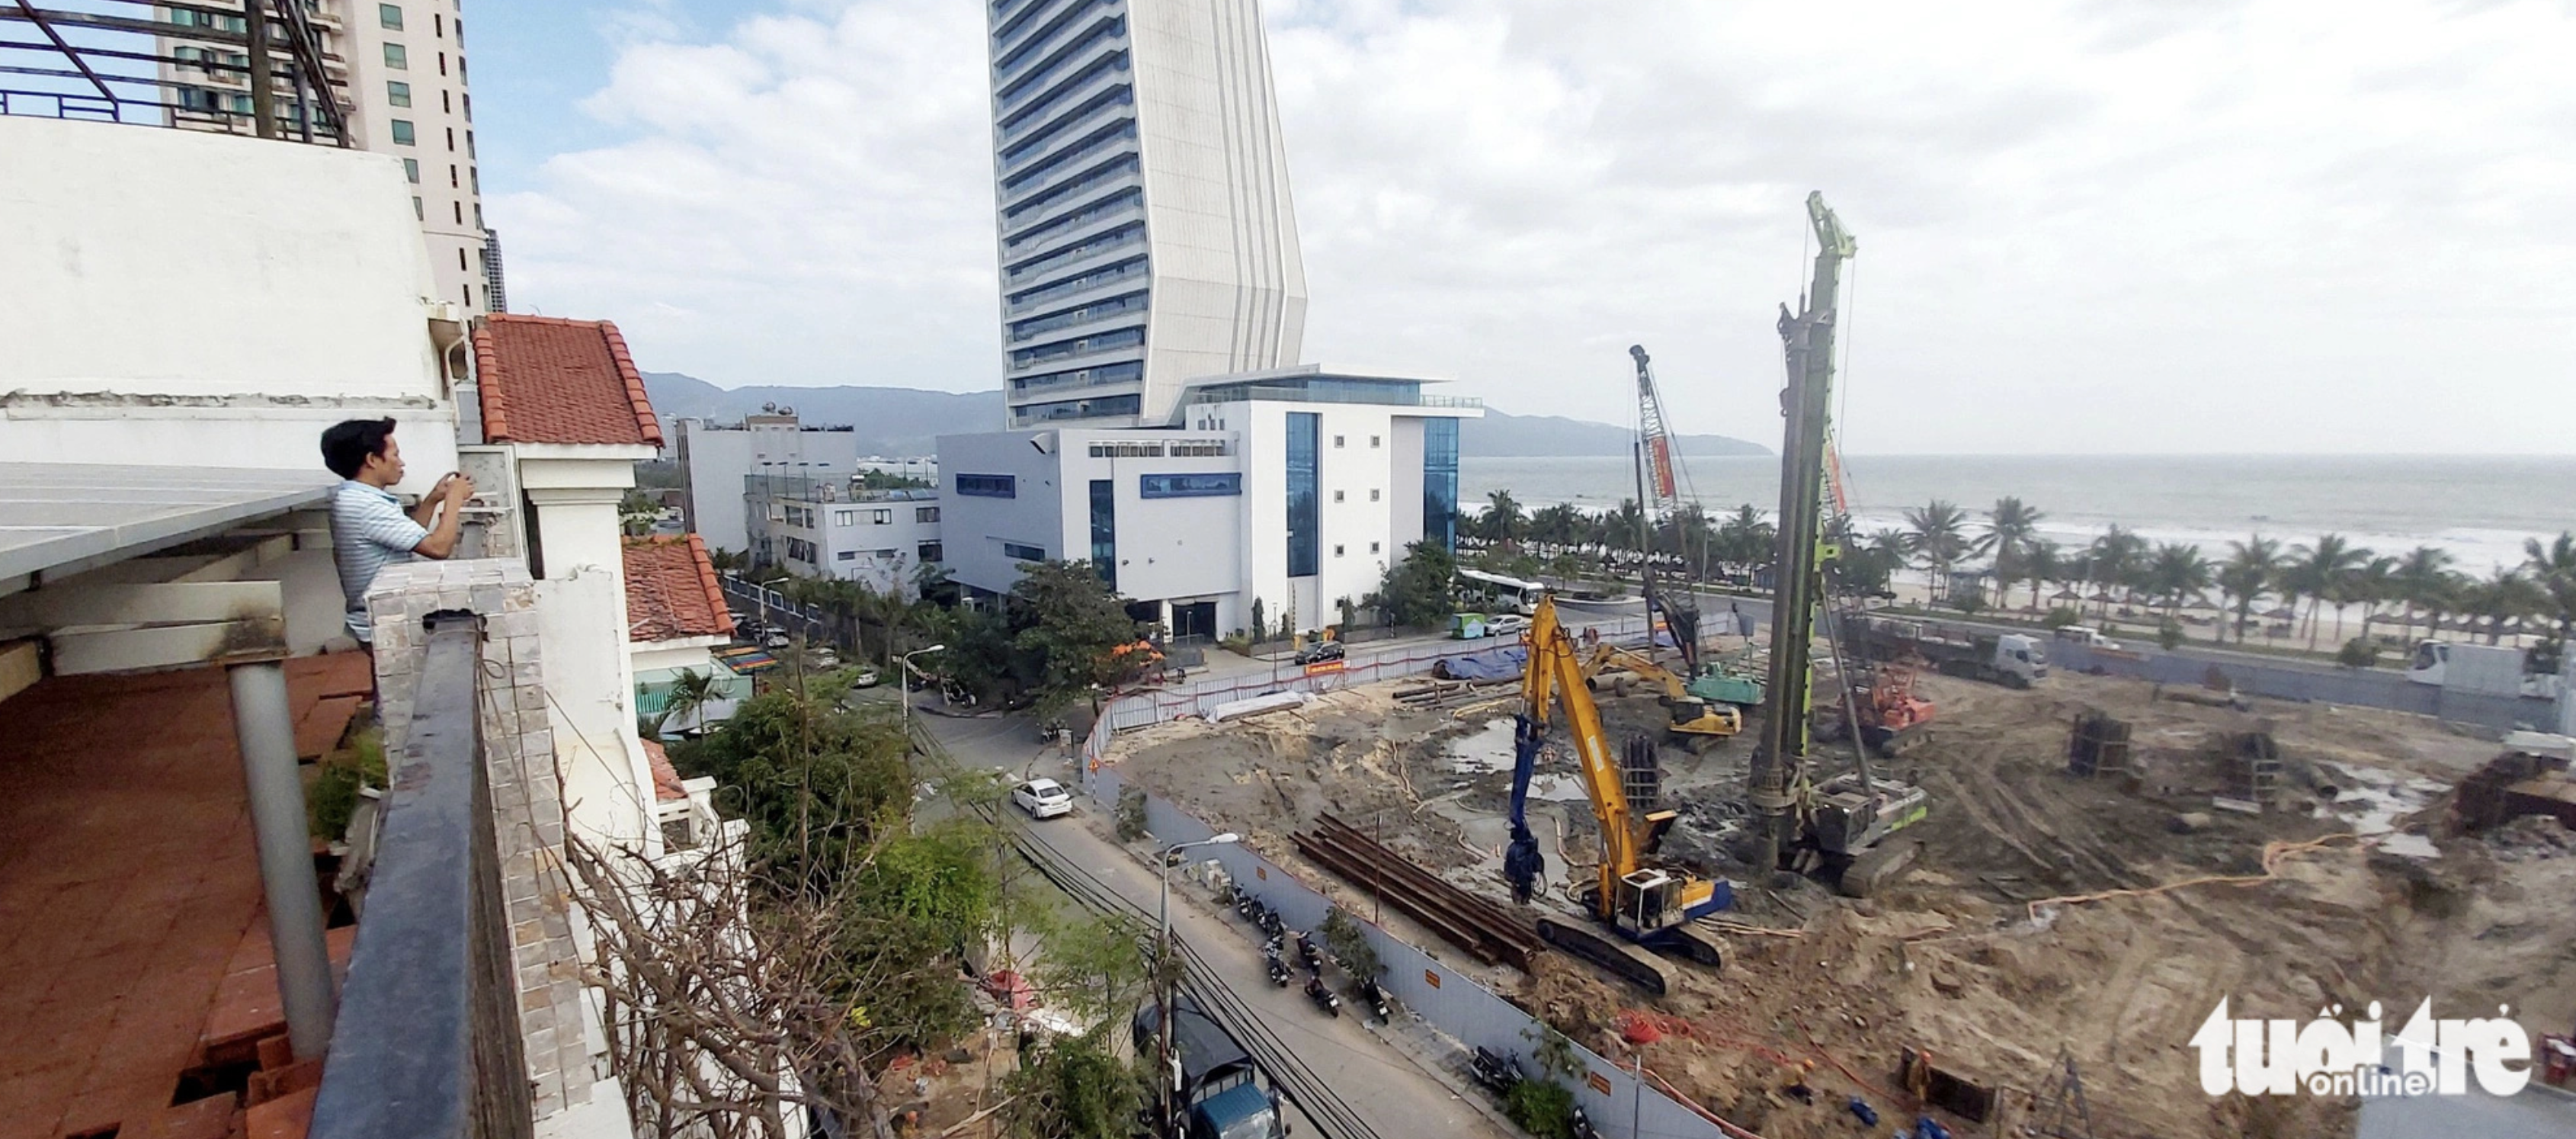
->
[985,0,1309,428]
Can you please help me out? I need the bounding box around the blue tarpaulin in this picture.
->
[1434,646,1528,680]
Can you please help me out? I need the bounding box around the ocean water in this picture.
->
[1459,454,2576,573]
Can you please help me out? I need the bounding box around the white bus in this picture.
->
[1456,568,1545,616]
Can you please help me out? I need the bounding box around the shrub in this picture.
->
[2042,606,2081,630]
[2158,618,2185,650]
[2338,637,2380,669]
[1503,1080,1575,1139]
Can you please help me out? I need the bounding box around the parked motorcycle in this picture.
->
[1235,893,1260,922]
[1294,932,1322,973]
[1258,906,1284,938]
[1570,1106,1602,1139]
[1470,1048,1523,1097]
[1356,977,1392,1022]
[1264,948,1293,987]
[1303,974,1341,1017]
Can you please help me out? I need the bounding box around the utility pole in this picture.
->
[1155,833,1238,1134]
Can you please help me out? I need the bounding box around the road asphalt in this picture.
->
[915,709,1518,1139]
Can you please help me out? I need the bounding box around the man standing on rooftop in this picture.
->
[320,418,473,650]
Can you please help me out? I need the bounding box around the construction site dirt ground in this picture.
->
[1104,670,2576,1139]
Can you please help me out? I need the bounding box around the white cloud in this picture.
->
[495,0,2576,452]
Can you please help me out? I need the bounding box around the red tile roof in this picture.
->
[623,534,735,643]
[473,315,664,448]
[642,739,688,803]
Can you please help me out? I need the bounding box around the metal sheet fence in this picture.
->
[1075,616,1731,1139]
[2046,642,2552,733]
[1081,615,1658,770]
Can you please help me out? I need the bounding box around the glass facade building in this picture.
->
[1285,412,1318,577]
[1089,478,1117,588]
[1422,416,1459,553]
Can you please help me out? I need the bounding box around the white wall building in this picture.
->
[938,369,1475,638]
[673,413,864,556]
[987,0,1307,428]
[0,114,655,1137]
[745,476,946,597]
[156,0,495,313]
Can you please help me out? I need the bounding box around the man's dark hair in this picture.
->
[321,418,398,480]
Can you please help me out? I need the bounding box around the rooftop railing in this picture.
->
[309,612,534,1139]
[1181,386,1482,411]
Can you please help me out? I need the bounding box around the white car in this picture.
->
[1485,614,1531,638]
[1013,778,1074,820]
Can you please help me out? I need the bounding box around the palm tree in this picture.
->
[2021,539,2063,611]
[2086,526,2146,617]
[1530,502,1585,558]
[2392,545,2456,642]
[2286,534,2371,651]
[2351,555,2398,644]
[1903,499,1975,596]
[1717,504,1776,581]
[2459,566,2546,646]
[2145,542,2213,618]
[1982,497,2045,607]
[643,667,721,738]
[2523,531,2576,645]
[1480,489,1527,549]
[2219,535,2280,644]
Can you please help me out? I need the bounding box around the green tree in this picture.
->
[2287,534,2372,651]
[1033,912,1153,1026]
[682,689,914,884]
[2393,546,2459,643]
[2524,532,2576,645]
[1366,541,1460,628]
[2459,566,2546,646]
[1903,499,1974,595]
[2219,535,2280,644]
[1479,489,1528,549]
[1982,497,2046,610]
[2145,541,2212,617]
[2087,526,2147,616]
[642,666,721,740]
[1007,560,1145,717]
[2021,538,2064,611]
[1001,1028,1147,1139]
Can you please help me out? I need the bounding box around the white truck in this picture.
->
[2406,641,2560,699]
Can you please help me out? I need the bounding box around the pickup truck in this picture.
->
[2053,626,2122,651]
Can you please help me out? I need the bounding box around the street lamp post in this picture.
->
[1155,832,1239,1133]
[899,643,947,737]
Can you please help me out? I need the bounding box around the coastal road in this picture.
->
[916,710,1516,1139]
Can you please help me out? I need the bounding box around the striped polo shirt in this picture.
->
[329,480,428,644]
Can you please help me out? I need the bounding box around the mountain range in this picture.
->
[640,371,1767,458]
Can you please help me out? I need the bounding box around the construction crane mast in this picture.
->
[1626,345,1701,674]
[1748,191,1858,874]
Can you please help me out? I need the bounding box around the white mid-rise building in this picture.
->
[744,476,946,597]
[672,413,865,556]
[987,0,1307,428]
[938,369,1475,639]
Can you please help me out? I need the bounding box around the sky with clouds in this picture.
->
[473,0,2576,454]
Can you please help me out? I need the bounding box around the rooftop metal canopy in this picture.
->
[0,462,335,581]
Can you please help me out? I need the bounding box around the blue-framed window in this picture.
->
[1089,479,1116,589]
[1423,417,1459,553]
[1002,541,1046,561]
[1286,412,1319,577]
[1139,473,1241,499]
[956,473,1017,498]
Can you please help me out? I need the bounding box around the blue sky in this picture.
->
[467,1,2576,454]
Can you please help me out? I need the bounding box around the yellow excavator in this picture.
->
[1578,643,1741,751]
[1504,594,1729,995]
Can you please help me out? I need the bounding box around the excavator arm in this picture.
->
[1517,595,1640,903]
